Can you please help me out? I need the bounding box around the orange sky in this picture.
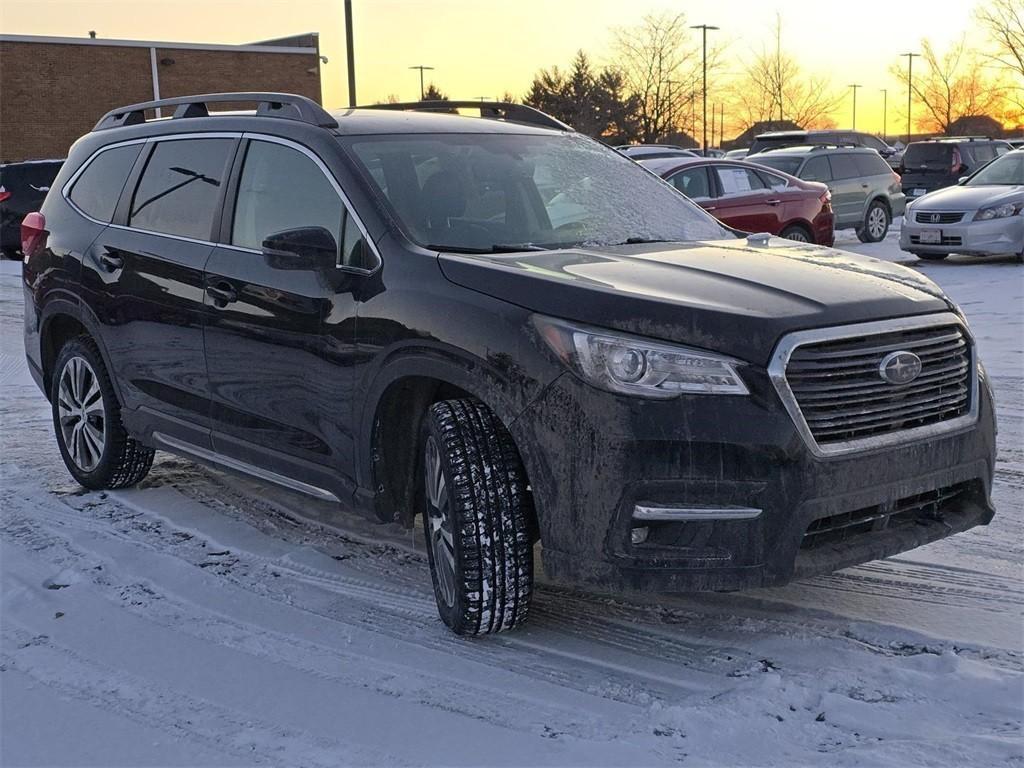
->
[0,0,998,137]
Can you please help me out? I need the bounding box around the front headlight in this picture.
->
[974,202,1022,221]
[533,316,749,398]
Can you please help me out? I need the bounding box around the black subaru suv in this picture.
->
[23,93,997,635]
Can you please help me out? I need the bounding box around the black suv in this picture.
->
[900,137,1014,201]
[23,93,996,635]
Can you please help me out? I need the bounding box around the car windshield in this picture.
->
[345,132,731,252]
[749,155,804,176]
[965,152,1024,186]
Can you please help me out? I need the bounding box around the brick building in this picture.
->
[0,33,323,162]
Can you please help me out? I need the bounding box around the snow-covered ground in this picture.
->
[2,222,1022,767]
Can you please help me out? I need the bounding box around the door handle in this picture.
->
[704,205,717,211]
[861,183,869,189]
[206,281,238,306]
[766,199,781,206]
[99,249,124,272]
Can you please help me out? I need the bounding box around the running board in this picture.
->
[152,431,341,503]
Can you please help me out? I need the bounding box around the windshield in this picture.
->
[749,155,803,176]
[345,133,730,252]
[966,152,1024,186]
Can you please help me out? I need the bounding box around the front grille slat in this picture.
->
[783,322,972,447]
[914,211,964,224]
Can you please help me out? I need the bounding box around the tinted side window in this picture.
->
[854,153,889,177]
[670,166,712,199]
[69,145,142,222]
[801,156,832,182]
[129,138,233,239]
[232,140,343,253]
[829,154,860,179]
[860,134,888,151]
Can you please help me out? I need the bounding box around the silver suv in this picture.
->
[750,145,906,243]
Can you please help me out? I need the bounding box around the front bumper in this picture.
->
[901,214,1024,256]
[513,362,996,593]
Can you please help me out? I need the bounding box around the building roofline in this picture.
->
[0,33,317,54]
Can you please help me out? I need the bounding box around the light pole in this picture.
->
[880,89,888,143]
[409,65,435,100]
[848,84,862,130]
[344,0,356,106]
[690,24,719,152]
[900,52,919,144]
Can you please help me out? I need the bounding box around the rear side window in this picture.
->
[801,156,832,182]
[69,145,142,222]
[828,154,860,179]
[129,138,233,240]
[231,140,343,252]
[854,153,890,176]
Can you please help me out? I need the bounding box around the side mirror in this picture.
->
[262,226,337,270]
[958,176,969,184]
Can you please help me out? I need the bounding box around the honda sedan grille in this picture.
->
[914,211,964,224]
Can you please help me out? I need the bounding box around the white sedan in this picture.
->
[901,150,1023,262]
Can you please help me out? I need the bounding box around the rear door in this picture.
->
[823,153,863,226]
[709,164,779,233]
[80,135,237,449]
[203,135,363,493]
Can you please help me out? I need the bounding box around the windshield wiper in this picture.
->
[616,237,680,245]
[426,243,549,254]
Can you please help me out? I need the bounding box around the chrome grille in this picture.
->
[914,211,964,224]
[776,317,975,453]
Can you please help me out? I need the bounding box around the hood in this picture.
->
[911,184,1024,211]
[438,238,951,366]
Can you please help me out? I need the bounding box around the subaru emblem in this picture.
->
[879,351,923,385]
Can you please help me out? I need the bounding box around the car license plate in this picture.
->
[912,188,926,197]
[920,230,942,244]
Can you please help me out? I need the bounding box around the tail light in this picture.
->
[0,185,10,204]
[21,211,47,262]
[951,147,963,174]
[819,189,832,210]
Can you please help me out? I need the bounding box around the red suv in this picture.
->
[640,157,834,246]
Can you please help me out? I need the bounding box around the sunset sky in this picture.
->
[1,0,995,137]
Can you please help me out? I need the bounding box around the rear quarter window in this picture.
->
[68,145,143,222]
[854,153,890,177]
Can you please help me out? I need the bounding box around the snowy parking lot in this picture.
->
[2,221,1022,766]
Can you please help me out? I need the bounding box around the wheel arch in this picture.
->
[39,299,122,404]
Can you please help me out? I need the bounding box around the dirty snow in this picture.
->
[1,222,1022,767]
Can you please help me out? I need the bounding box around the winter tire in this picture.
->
[856,201,890,243]
[780,225,811,243]
[51,336,154,490]
[420,398,533,635]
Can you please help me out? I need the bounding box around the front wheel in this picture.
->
[421,399,534,635]
[857,201,890,243]
[51,336,155,490]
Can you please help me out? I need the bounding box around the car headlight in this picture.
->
[974,202,1022,221]
[533,316,749,398]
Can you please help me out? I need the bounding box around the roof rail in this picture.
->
[359,100,572,132]
[92,92,338,131]
[923,135,993,142]
[760,142,857,153]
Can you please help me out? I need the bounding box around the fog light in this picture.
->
[631,526,649,545]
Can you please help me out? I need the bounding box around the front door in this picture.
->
[204,136,362,496]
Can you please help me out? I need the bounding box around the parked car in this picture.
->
[1006,138,1024,151]
[0,159,63,258]
[691,148,725,158]
[901,149,1023,261]
[24,93,996,636]
[618,144,699,160]
[899,137,1013,201]
[748,130,897,160]
[750,145,905,242]
[724,148,749,160]
[640,156,834,245]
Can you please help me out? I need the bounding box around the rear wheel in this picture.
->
[916,252,949,261]
[780,224,811,243]
[856,201,890,243]
[420,399,534,635]
[51,336,154,490]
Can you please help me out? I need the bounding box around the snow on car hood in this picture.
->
[911,184,1024,211]
[438,237,951,366]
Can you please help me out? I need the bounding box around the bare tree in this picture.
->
[974,0,1024,119]
[730,15,840,131]
[890,38,1005,134]
[613,12,705,142]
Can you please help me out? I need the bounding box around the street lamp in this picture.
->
[900,52,920,145]
[690,24,719,152]
[880,89,888,143]
[848,84,862,130]
[409,65,435,100]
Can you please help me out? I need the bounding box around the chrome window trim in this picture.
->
[60,131,382,274]
[768,312,979,459]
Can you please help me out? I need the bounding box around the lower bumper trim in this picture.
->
[633,504,763,522]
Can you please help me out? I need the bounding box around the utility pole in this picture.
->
[880,88,888,143]
[690,24,719,152]
[848,84,862,130]
[719,103,724,149]
[409,65,435,100]
[344,0,356,106]
[900,52,919,145]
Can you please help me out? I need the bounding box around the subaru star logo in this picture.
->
[879,351,923,385]
[930,213,941,223]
